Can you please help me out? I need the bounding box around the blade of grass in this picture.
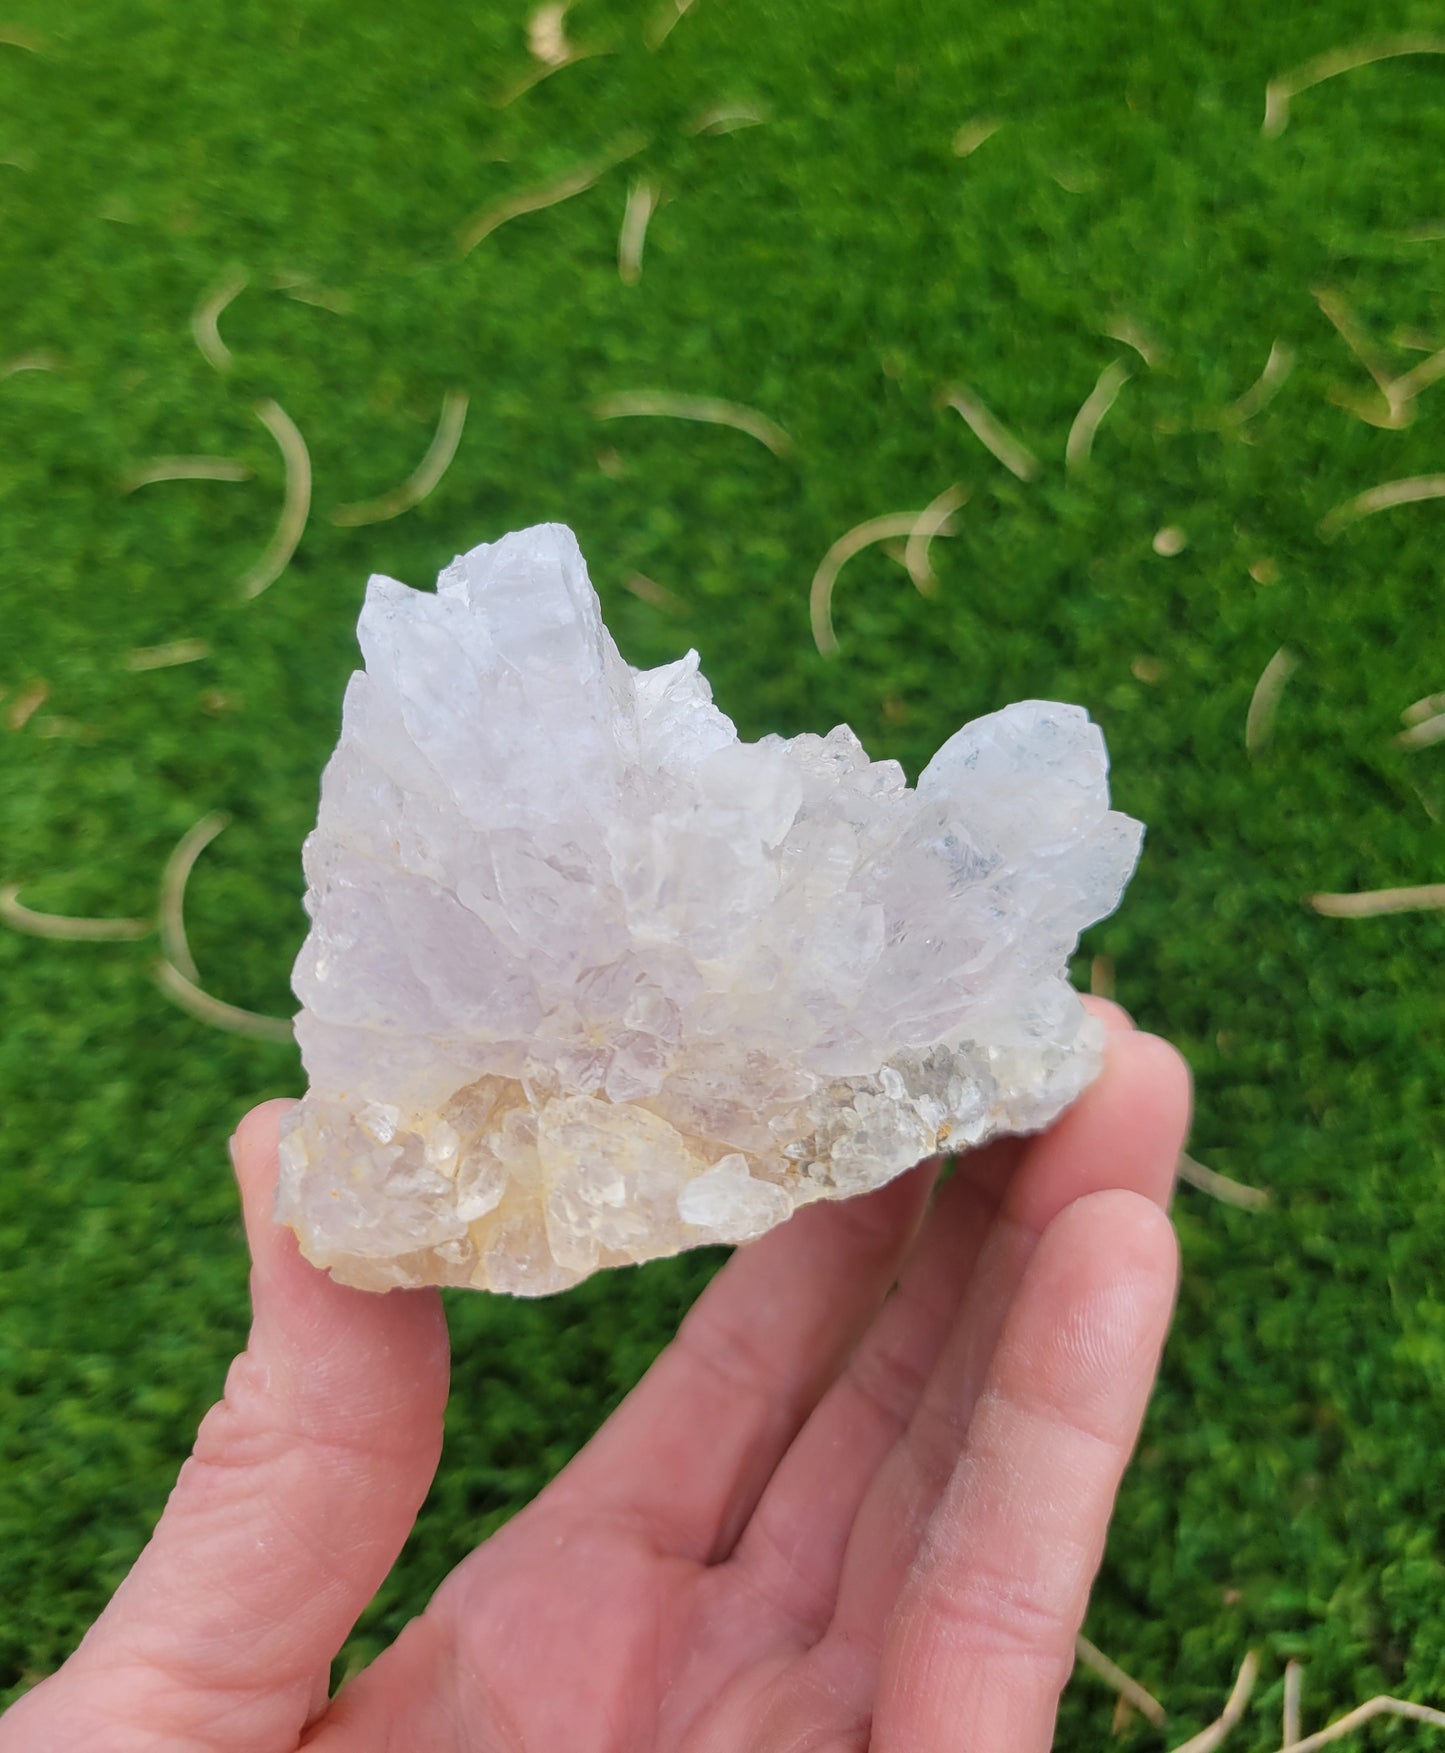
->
[810,507,960,654]
[1217,341,1295,426]
[1309,883,1445,917]
[239,400,312,599]
[1264,34,1445,137]
[1065,359,1130,476]
[1320,474,1445,535]
[1275,1692,1445,1751]
[1178,1153,1270,1211]
[158,811,231,985]
[332,390,468,526]
[595,390,792,456]
[945,385,1038,480]
[617,179,660,285]
[192,268,247,372]
[121,456,251,492]
[2,884,151,942]
[1074,1632,1167,1729]
[154,958,294,1044]
[1168,1650,1260,1753]
[458,136,646,256]
[124,640,210,672]
[1245,647,1298,756]
[902,483,968,594]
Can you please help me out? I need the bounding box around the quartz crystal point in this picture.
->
[277,524,1143,1294]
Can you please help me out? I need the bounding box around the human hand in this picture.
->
[2,1003,1188,1752]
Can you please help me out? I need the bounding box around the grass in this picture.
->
[1,0,1443,1742]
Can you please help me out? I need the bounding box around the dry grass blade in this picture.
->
[332,390,468,527]
[953,116,1002,156]
[1,884,151,942]
[154,957,294,1045]
[1104,316,1162,368]
[809,509,960,656]
[239,399,312,599]
[1396,712,1445,751]
[1,348,59,378]
[595,391,793,456]
[1313,288,1401,426]
[1178,1153,1270,1211]
[1264,34,1445,136]
[1066,359,1130,476]
[1283,1661,1303,1750]
[624,572,685,612]
[458,136,645,256]
[1390,345,1445,408]
[945,385,1038,480]
[1320,474,1445,535]
[1409,779,1444,825]
[690,103,768,134]
[1403,689,1445,726]
[159,811,231,984]
[1245,646,1298,755]
[122,456,252,492]
[1309,883,1445,918]
[1089,953,1115,999]
[124,639,211,672]
[4,680,49,729]
[1219,341,1295,425]
[1169,1650,1260,1753]
[527,1,571,64]
[902,483,968,593]
[618,178,659,285]
[284,285,352,313]
[192,267,248,372]
[645,0,694,50]
[1074,1632,1167,1729]
[1327,389,1404,430]
[1275,1693,1445,1751]
[0,25,44,50]
[494,43,611,107]
[36,716,90,742]
[273,271,354,314]
[1313,291,1393,392]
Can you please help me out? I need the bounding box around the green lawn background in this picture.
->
[1,0,1443,1743]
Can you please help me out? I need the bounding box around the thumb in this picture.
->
[6,1099,449,1752]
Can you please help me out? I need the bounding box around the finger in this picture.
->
[870,1189,1179,1753]
[823,1029,1188,1657]
[1079,993,1136,1034]
[546,1160,940,1564]
[19,1101,449,1752]
[1002,1029,1187,1234]
[733,1027,1183,1635]
[728,1141,1020,1630]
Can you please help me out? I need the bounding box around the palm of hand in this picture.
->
[3,1010,1187,1753]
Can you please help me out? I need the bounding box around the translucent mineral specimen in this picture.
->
[277,524,1142,1293]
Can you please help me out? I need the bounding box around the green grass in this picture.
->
[2,0,1443,1742]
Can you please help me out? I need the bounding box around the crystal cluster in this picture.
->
[276,524,1142,1294]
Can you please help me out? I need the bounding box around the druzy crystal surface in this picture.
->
[277,524,1142,1294]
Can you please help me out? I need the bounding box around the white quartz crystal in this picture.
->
[276,524,1142,1294]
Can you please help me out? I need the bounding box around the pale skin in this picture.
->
[1,1002,1189,1752]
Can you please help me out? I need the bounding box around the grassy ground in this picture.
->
[2,0,1443,1742]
